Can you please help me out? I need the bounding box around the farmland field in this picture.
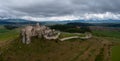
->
[93,30,120,61]
[92,30,120,39]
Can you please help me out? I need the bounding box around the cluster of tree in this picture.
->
[4,25,18,30]
[49,24,91,33]
[67,22,92,26]
[67,22,120,27]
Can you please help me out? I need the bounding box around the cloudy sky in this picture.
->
[0,0,120,21]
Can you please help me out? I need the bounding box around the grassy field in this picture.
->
[92,30,120,39]
[0,26,120,61]
[112,46,120,61]
[92,30,120,61]
[59,32,86,38]
[92,30,120,43]
[0,30,112,61]
[0,36,108,61]
[0,26,19,41]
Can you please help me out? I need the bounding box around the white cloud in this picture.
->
[0,0,120,21]
[82,12,120,20]
[0,0,55,7]
[20,12,120,21]
[21,15,79,21]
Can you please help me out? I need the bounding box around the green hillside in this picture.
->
[0,36,113,61]
[0,26,120,61]
[0,26,19,41]
[112,46,120,61]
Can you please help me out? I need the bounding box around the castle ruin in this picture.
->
[21,23,60,44]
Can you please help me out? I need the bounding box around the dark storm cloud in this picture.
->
[0,0,120,19]
[10,0,74,17]
[71,0,120,13]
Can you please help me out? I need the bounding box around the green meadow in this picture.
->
[0,25,120,61]
[92,30,120,61]
[92,30,120,39]
[0,26,19,41]
[112,46,120,61]
[59,32,86,38]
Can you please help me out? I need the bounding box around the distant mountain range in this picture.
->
[66,19,120,23]
[0,18,120,25]
[0,19,39,25]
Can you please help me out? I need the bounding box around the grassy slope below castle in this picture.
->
[0,36,112,61]
[0,25,120,61]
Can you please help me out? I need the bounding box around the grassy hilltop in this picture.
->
[0,25,120,61]
[0,36,113,61]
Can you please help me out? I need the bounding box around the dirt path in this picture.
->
[103,45,110,61]
[88,41,104,61]
[75,40,102,61]
[88,47,102,61]
[69,37,113,61]
[70,41,92,61]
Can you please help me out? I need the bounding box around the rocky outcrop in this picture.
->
[21,23,60,44]
[21,26,33,44]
